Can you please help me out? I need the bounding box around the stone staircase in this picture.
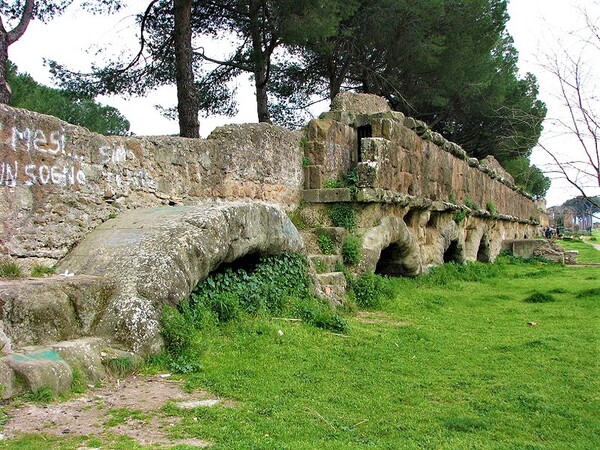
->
[301,229,350,305]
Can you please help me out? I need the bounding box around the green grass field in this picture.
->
[1,258,599,449]
[557,235,600,264]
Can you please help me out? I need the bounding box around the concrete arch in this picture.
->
[360,216,422,277]
[57,201,304,354]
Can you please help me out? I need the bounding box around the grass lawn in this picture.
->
[557,237,600,264]
[1,258,599,449]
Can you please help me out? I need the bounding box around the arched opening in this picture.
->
[375,242,416,277]
[443,240,462,263]
[357,125,372,162]
[212,252,262,275]
[476,238,491,262]
[403,209,420,228]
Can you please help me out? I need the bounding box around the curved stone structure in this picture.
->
[55,201,304,354]
[360,216,422,276]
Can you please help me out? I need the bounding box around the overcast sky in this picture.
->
[7,0,600,207]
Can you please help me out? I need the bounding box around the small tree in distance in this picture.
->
[539,1,600,209]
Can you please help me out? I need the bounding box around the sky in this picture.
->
[7,0,600,208]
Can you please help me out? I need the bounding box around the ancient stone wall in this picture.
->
[0,105,303,264]
[304,93,545,222]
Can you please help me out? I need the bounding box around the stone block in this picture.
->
[306,165,323,189]
[7,349,72,395]
[52,338,106,383]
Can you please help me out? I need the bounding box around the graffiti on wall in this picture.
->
[1,124,155,190]
[0,124,86,188]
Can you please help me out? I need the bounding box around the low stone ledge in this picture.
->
[0,276,114,350]
[302,188,353,203]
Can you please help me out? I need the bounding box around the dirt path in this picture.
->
[1,375,225,448]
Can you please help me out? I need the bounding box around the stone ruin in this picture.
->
[0,93,554,397]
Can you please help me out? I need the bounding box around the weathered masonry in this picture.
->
[299,93,545,290]
[0,94,548,397]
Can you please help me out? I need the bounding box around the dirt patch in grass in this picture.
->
[1,375,230,448]
[356,311,413,327]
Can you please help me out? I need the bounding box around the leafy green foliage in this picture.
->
[160,253,347,372]
[0,261,22,278]
[342,235,362,265]
[350,272,393,309]
[316,233,335,255]
[8,64,130,135]
[503,157,551,198]
[329,203,356,229]
[291,296,348,333]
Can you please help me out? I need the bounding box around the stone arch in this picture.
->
[443,240,463,263]
[360,216,422,277]
[438,218,465,264]
[476,234,492,262]
[57,202,304,354]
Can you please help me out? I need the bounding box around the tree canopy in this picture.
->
[47,0,549,197]
[0,0,124,103]
[8,63,130,135]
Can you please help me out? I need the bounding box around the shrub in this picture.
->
[317,233,335,255]
[323,179,344,189]
[351,272,392,309]
[329,203,356,229]
[342,235,362,265]
[0,262,22,279]
[191,254,311,318]
[161,305,198,354]
[485,201,497,216]
[207,292,240,322]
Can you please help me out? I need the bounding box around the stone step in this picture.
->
[0,337,140,399]
[0,275,114,350]
[308,254,343,274]
[313,271,348,305]
[302,188,353,203]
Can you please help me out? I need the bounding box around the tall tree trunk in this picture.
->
[249,0,271,123]
[255,70,270,123]
[0,0,34,104]
[0,35,9,104]
[173,0,199,137]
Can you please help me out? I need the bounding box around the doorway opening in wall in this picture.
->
[443,240,462,263]
[357,125,372,162]
[375,242,413,277]
[477,237,491,262]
